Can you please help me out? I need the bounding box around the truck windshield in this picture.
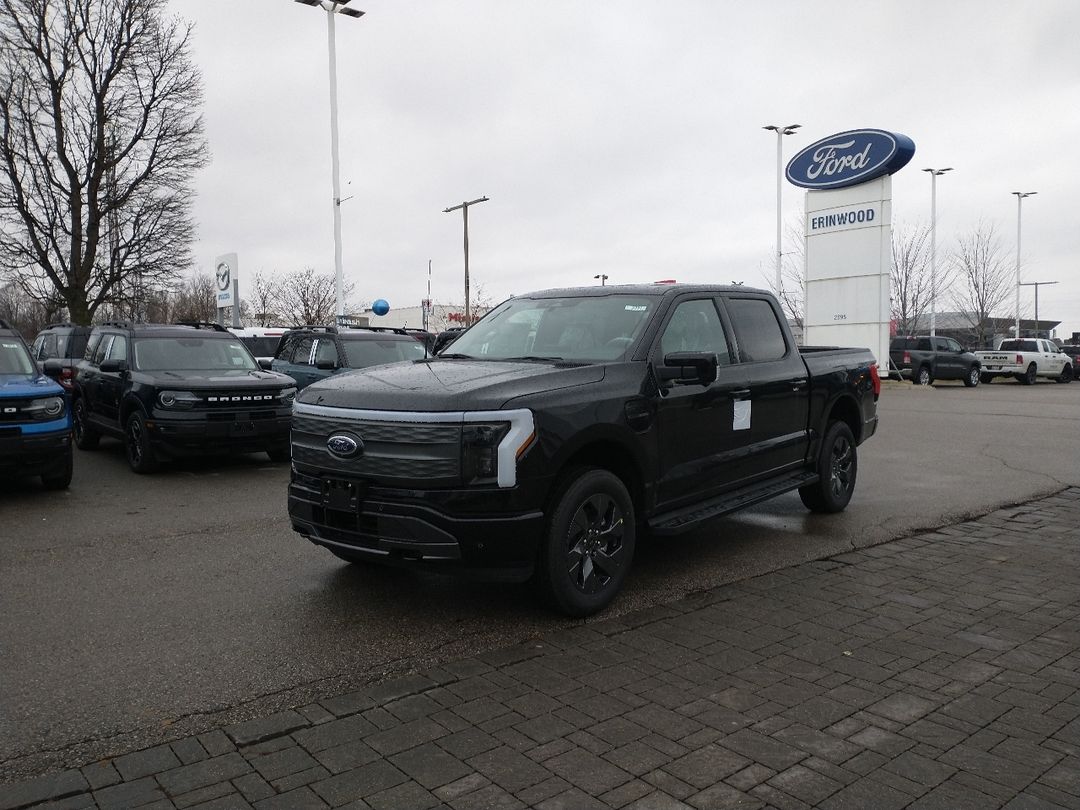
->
[133,337,259,372]
[443,295,656,362]
[0,337,35,375]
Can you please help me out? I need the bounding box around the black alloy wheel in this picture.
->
[964,366,981,387]
[799,420,858,513]
[72,398,100,450]
[125,411,159,473]
[538,468,635,617]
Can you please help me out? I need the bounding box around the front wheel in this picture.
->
[800,420,858,513]
[536,468,635,617]
[41,448,73,490]
[125,411,159,473]
[964,366,981,387]
[914,366,932,386]
[72,398,100,450]
[1057,365,1073,384]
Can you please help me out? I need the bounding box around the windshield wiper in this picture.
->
[436,352,474,359]
[503,355,565,363]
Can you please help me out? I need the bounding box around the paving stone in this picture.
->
[198,731,236,757]
[466,745,551,793]
[225,711,308,746]
[298,704,337,726]
[248,745,320,781]
[157,753,253,797]
[544,747,633,795]
[365,779,440,810]
[664,745,750,789]
[772,724,863,765]
[80,761,121,790]
[173,780,236,808]
[449,783,525,809]
[313,739,381,774]
[388,742,472,790]
[0,768,89,810]
[93,776,165,810]
[231,773,274,803]
[365,717,449,756]
[311,759,406,806]
[906,777,1000,809]
[768,764,843,806]
[172,737,210,766]
[252,786,327,810]
[718,730,806,771]
[271,765,332,793]
[865,694,937,724]
[186,796,253,810]
[1038,756,1080,796]
[818,776,910,810]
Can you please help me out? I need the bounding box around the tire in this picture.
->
[1020,364,1037,385]
[124,411,159,473]
[964,366,980,388]
[979,373,994,385]
[41,447,73,490]
[914,366,932,386]
[1057,365,1072,384]
[267,446,291,462]
[536,468,635,617]
[799,420,858,514]
[72,398,100,450]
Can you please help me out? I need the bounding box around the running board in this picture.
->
[649,470,818,535]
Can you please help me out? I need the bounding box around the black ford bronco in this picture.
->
[288,285,880,615]
[72,321,297,473]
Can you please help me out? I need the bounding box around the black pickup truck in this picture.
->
[289,284,880,615]
[889,335,982,387]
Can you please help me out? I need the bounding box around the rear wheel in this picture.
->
[72,398,100,450]
[125,411,159,473]
[536,468,635,617]
[800,420,858,513]
[1057,365,1072,384]
[964,366,980,387]
[1021,363,1037,385]
[980,373,994,385]
[914,366,932,386]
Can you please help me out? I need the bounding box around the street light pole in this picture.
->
[922,167,953,337]
[593,274,608,286]
[294,0,364,318]
[1019,281,1057,339]
[443,197,489,324]
[1012,191,1037,336]
[763,124,801,297]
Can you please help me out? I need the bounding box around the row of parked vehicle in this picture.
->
[888,335,1078,387]
[4,318,454,487]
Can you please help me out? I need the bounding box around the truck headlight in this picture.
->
[158,390,199,409]
[278,386,297,405]
[28,396,65,420]
[461,410,535,487]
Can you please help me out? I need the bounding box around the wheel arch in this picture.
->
[824,393,863,444]
[545,430,647,519]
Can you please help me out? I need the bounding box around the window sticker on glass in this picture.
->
[624,305,648,311]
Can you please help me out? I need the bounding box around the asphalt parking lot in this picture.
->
[2,378,1079,785]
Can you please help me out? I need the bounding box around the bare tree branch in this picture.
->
[947,220,1014,349]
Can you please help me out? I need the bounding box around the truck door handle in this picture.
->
[789,378,807,391]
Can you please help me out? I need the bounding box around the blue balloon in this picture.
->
[372,298,390,316]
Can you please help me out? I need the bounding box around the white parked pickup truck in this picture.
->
[975,338,1074,385]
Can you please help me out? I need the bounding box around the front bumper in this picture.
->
[145,409,292,457]
[0,426,72,476]
[288,464,549,581]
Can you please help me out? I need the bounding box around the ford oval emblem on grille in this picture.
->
[327,433,363,459]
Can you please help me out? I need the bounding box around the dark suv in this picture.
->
[72,321,297,473]
[30,322,92,392]
[271,325,427,390]
[0,318,73,489]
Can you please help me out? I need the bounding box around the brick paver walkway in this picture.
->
[3,489,1079,809]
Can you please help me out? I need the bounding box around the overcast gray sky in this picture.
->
[170,0,1080,338]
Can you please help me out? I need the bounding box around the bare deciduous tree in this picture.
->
[761,220,805,332]
[948,221,1013,349]
[249,271,282,326]
[890,223,933,336]
[273,268,354,326]
[0,0,208,325]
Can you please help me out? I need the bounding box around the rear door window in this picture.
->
[725,297,788,363]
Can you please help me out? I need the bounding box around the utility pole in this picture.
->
[763,123,801,297]
[1011,191,1037,336]
[443,196,488,324]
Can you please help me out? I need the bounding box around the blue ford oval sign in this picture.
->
[327,433,363,459]
[786,129,915,190]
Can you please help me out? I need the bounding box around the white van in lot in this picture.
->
[228,327,288,364]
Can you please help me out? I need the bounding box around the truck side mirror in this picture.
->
[99,358,128,373]
[258,358,273,370]
[657,351,718,386]
[42,358,64,379]
[315,359,337,370]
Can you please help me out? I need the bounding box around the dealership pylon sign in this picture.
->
[790,129,915,372]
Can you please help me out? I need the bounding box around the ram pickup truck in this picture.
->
[889,335,982,387]
[288,284,880,615]
[975,338,1074,385]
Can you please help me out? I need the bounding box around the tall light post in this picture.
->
[594,274,608,286]
[443,197,489,324]
[763,124,801,296]
[1012,191,1037,336]
[294,0,364,318]
[922,167,952,337]
[1019,280,1057,339]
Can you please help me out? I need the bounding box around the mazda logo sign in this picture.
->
[327,433,363,459]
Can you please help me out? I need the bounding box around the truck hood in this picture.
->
[0,372,64,398]
[296,358,605,412]
[145,369,295,388]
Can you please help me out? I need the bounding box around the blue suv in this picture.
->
[0,318,73,489]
